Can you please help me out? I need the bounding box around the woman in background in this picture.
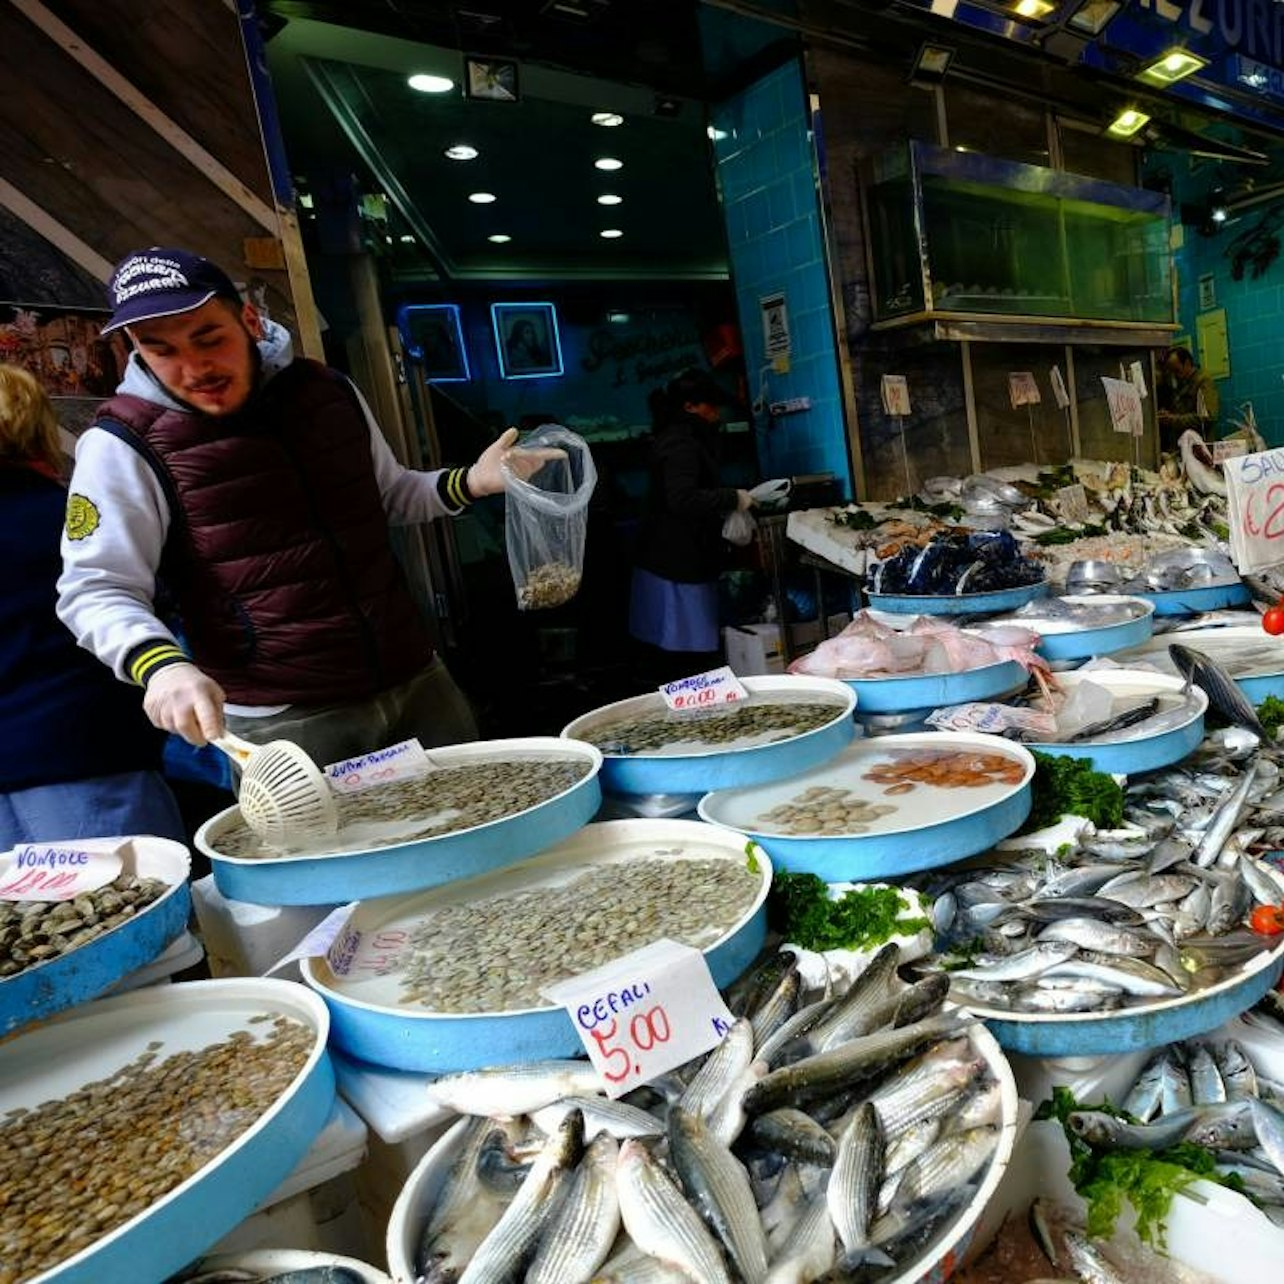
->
[629,367,754,685]
[0,364,183,847]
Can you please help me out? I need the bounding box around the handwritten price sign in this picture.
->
[0,842,123,902]
[325,917,410,978]
[544,939,735,1097]
[1225,448,1284,574]
[324,738,432,794]
[659,666,749,713]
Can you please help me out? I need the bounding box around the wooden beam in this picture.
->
[0,177,112,280]
[10,0,278,233]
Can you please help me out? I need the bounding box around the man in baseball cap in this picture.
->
[58,247,553,766]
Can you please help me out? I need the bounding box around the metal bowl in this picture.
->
[1064,559,1125,593]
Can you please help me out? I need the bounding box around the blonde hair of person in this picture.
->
[0,364,62,474]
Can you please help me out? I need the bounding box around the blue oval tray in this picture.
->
[866,582,1049,616]
[1114,624,1284,704]
[1026,669,1207,776]
[0,837,191,1037]
[843,659,1027,715]
[1026,595,1155,663]
[4,979,334,1284]
[197,738,603,907]
[1132,581,1251,617]
[699,734,1035,881]
[301,820,770,1074]
[562,677,855,798]
[974,948,1284,1057]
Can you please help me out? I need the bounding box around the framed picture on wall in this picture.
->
[491,302,564,380]
[395,304,470,382]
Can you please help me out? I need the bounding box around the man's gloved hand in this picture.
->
[143,662,227,746]
[466,426,567,497]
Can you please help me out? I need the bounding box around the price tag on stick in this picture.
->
[324,738,432,794]
[0,841,124,902]
[659,666,749,712]
[544,939,736,1097]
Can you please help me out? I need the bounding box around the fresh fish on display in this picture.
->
[1168,643,1270,739]
[409,944,1005,1284]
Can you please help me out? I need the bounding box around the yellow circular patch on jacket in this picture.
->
[65,493,100,541]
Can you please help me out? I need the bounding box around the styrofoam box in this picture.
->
[993,1016,1284,1284]
[192,873,338,978]
[724,622,785,676]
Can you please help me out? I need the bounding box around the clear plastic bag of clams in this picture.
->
[500,424,597,610]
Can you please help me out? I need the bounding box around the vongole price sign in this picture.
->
[1223,447,1284,574]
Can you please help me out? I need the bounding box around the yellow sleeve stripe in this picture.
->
[130,644,186,686]
[447,468,471,509]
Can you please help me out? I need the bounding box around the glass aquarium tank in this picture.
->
[863,142,1172,326]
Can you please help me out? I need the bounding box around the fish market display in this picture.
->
[756,788,900,836]
[1019,677,1204,747]
[1119,548,1241,597]
[383,857,762,1013]
[788,612,1045,681]
[0,872,169,977]
[580,699,847,757]
[1123,627,1284,686]
[404,945,1012,1284]
[869,531,1045,597]
[0,1015,313,1283]
[993,595,1151,637]
[213,756,591,859]
[916,739,1284,1016]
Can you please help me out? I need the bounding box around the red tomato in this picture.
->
[1265,607,1284,636]
[1250,904,1284,935]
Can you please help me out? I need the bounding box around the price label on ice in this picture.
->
[1055,483,1091,525]
[0,841,123,902]
[659,666,748,712]
[544,939,735,1097]
[324,738,431,794]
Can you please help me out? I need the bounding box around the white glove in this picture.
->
[143,662,226,746]
[466,427,566,497]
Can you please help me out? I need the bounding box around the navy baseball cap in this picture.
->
[102,248,242,335]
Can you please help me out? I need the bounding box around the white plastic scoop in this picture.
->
[211,732,339,846]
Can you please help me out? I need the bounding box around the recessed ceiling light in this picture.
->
[408,73,454,94]
[445,144,479,161]
[1106,108,1150,138]
[1138,48,1209,85]
[399,235,415,244]
[606,311,631,323]
[1012,0,1055,16]
[488,234,512,243]
[597,194,623,205]
[600,229,624,239]
[594,157,624,171]
[591,112,624,127]
[1068,0,1122,33]
[468,192,497,204]
[707,126,730,141]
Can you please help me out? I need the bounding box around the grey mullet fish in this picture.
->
[526,1133,620,1284]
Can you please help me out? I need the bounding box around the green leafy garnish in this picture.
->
[1022,751,1124,833]
[1259,696,1284,738]
[1036,1088,1245,1247]
[769,872,930,952]
[1032,523,1107,546]
[745,841,761,875]
[830,508,877,531]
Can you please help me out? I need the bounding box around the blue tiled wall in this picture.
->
[1174,230,1284,442]
[711,61,853,495]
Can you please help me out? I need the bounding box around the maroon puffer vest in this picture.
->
[98,359,432,705]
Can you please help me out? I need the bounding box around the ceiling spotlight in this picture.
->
[606,311,630,323]
[399,235,415,244]
[408,73,455,94]
[1013,0,1056,17]
[1211,205,1228,223]
[1138,48,1209,85]
[600,229,624,239]
[912,43,955,81]
[1106,108,1150,139]
[591,112,624,127]
[594,157,624,171]
[1068,0,1122,33]
[707,125,729,141]
[445,144,479,161]
[488,233,512,243]
[597,194,623,205]
[468,192,497,203]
